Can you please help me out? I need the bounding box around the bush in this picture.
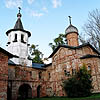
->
[63,64,93,97]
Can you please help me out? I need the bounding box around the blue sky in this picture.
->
[0,0,100,58]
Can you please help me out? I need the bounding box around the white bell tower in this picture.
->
[6,7,32,66]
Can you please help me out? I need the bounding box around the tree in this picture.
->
[49,34,66,51]
[29,44,44,64]
[63,64,92,97]
[79,9,100,51]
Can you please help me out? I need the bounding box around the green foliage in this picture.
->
[49,34,66,50]
[29,44,44,64]
[63,64,93,97]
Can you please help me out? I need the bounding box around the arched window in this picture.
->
[87,64,91,74]
[13,34,17,42]
[21,34,26,43]
[88,66,91,70]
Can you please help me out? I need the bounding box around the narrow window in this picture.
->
[15,34,17,40]
[21,34,24,42]
[88,66,91,71]
[64,70,67,76]
[48,73,51,79]
[13,34,17,42]
[88,66,91,74]
[39,72,42,79]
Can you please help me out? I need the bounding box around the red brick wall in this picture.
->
[66,33,79,46]
[0,52,8,100]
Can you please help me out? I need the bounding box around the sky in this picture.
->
[0,0,100,60]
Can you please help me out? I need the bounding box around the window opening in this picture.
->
[48,73,51,79]
[21,34,25,43]
[64,70,70,76]
[13,34,17,42]
[39,72,42,79]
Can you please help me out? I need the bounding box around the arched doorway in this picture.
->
[18,84,32,100]
[37,85,41,98]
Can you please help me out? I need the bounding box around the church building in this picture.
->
[0,9,100,100]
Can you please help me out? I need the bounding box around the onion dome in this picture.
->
[65,16,78,36]
[65,24,78,36]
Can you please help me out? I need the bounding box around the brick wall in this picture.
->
[0,52,8,100]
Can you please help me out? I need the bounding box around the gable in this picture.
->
[49,43,100,58]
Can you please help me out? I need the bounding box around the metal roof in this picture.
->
[32,63,45,69]
[65,24,78,36]
[14,18,24,30]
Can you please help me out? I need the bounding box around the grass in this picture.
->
[26,93,100,100]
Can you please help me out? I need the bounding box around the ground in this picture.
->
[26,93,100,100]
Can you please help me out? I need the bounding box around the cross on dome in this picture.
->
[68,16,72,25]
[17,7,22,18]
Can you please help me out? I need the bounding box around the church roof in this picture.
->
[0,47,18,58]
[65,24,78,36]
[49,43,100,58]
[32,63,45,69]
[14,17,24,30]
[8,59,16,65]
[80,54,100,59]
[6,10,31,37]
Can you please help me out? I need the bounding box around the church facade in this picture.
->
[0,10,100,100]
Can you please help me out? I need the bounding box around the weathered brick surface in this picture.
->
[44,46,100,96]
[1,40,100,100]
[0,52,8,100]
[5,44,100,100]
[66,32,79,46]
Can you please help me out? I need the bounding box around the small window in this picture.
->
[88,66,91,71]
[88,66,91,74]
[21,34,26,43]
[48,73,51,79]
[21,34,24,41]
[39,72,42,79]
[64,70,70,76]
[13,34,17,42]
